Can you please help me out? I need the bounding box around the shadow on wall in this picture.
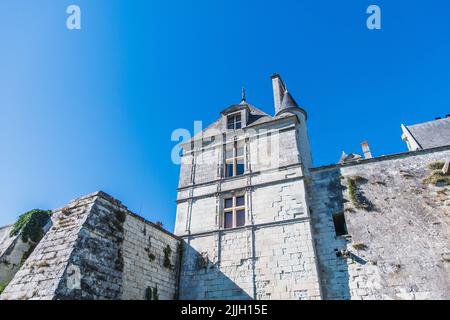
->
[309,168,353,300]
[178,242,253,300]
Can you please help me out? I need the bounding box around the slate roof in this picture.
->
[406,117,450,149]
[272,90,308,120]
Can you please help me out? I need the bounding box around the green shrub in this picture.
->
[10,209,52,243]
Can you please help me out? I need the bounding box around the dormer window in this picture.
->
[227,114,242,130]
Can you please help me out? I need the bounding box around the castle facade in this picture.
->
[1,75,449,300]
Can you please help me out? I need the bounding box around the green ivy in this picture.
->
[163,245,173,269]
[0,283,6,295]
[145,286,159,300]
[10,209,52,243]
[145,287,152,300]
[346,177,373,210]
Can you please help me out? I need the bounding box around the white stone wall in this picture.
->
[175,111,320,300]
[0,236,33,286]
[122,214,180,300]
[253,223,321,300]
[179,219,322,300]
[310,147,450,300]
[194,147,220,185]
[252,182,307,224]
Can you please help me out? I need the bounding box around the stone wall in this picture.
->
[177,174,322,300]
[0,216,52,288]
[0,235,35,288]
[175,113,322,300]
[122,212,181,300]
[179,218,321,300]
[0,192,180,300]
[0,225,28,286]
[309,146,450,300]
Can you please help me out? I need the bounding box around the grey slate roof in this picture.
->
[406,117,450,149]
[276,91,308,119]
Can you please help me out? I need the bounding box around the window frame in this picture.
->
[225,140,245,178]
[227,113,242,130]
[223,195,246,229]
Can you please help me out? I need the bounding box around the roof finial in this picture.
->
[241,87,246,102]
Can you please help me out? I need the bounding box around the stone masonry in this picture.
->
[174,75,322,300]
[310,147,450,300]
[0,192,180,300]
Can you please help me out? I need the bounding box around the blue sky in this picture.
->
[1,0,449,231]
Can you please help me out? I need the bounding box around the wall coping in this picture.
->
[311,145,450,173]
[58,191,182,241]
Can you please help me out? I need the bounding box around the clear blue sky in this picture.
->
[1,0,449,231]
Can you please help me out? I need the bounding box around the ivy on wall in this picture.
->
[346,176,374,211]
[0,283,6,295]
[10,209,52,243]
[163,245,173,269]
[145,286,159,300]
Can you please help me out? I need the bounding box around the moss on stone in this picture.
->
[423,170,450,186]
[10,209,52,243]
[428,161,445,170]
[352,243,368,251]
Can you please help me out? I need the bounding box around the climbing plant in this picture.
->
[0,283,6,295]
[163,245,173,269]
[145,286,159,300]
[346,177,374,211]
[10,209,52,243]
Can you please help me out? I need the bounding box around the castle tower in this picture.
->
[175,74,322,300]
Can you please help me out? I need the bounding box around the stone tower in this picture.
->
[174,74,322,300]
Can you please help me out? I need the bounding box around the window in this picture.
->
[225,141,245,177]
[223,195,246,229]
[332,212,348,236]
[227,114,242,130]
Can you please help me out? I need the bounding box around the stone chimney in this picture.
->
[361,141,372,159]
[271,74,286,115]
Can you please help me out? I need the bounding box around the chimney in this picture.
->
[361,141,372,159]
[271,74,286,115]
